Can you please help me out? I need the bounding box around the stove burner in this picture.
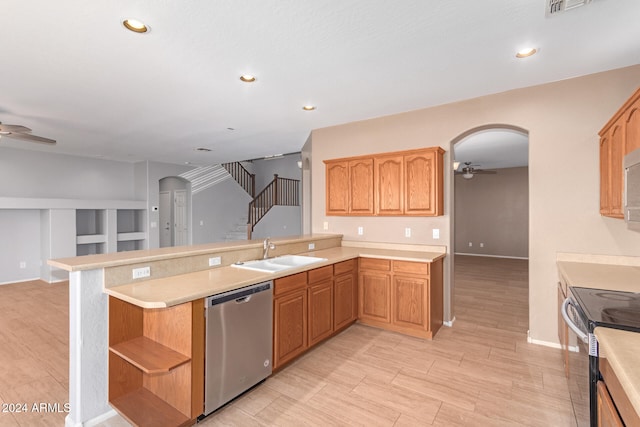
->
[593,291,636,301]
[601,307,640,325]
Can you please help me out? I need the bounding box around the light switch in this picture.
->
[405,228,411,237]
[357,226,364,235]
[323,221,329,231]
[432,229,440,239]
[150,221,157,228]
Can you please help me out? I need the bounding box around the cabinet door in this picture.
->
[600,135,611,216]
[375,155,404,215]
[624,96,640,155]
[273,289,307,369]
[349,158,374,214]
[392,275,427,331]
[334,272,356,330]
[597,381,624,427]
[326,161,349,215]
[308,280,334,347]
[609,121,625,218]
[404,151,442,215]
[359,271,391,323]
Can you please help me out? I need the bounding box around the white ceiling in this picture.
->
[454,129,529,170]
[1,0,639,166]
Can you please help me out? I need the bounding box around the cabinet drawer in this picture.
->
[359,258,391,271]
[274,272,307,296]
[334,259,356,276]
[308,266,333,284]
[393,260,429,276]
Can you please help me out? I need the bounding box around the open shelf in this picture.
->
[117,231,147,242]
[110,336,190,375]
[111,388,191,427]
[76,234,107,245]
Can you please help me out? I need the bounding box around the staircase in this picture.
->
[223,162,300,240]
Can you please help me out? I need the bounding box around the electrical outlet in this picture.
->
[19,261,26,269]
[480,243,484,248]
[132,266,150,279]
[432,229,440,239]
[405,228,411,237]
[209,257,221,266]
[468,242,473,247]
[357,226,364,235]
[308,243,315,250]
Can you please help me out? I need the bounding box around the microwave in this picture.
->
[624,147,640,231]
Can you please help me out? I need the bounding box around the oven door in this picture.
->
[561,297,591,426]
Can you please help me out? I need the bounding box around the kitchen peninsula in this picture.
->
[50,234,445,427]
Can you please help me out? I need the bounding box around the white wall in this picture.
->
[192,178,251,243]
[0,210,41,284]
[0,147,135,199]
[454,167,529,258]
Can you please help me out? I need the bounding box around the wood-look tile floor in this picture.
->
[0,256,577,426]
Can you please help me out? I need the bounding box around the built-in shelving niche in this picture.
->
[76,209,107,255]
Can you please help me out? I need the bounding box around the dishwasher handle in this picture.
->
[561,297,589,344]
[235,296,251,304]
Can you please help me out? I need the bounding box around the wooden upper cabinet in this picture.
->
[349,158,374,215]
[375,155,404,215]
[326,161,349,215]
[326,147,444,217]
[405,151,443,216]
[599,87,640,219]
[625,96,640,155]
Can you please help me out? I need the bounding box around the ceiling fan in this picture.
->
[0,122,56,145]
[454,161,497,179]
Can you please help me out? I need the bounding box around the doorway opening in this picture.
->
[159,176,192,248]
[450,125,529,336]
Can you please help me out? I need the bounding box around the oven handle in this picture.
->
[561,297,589,343]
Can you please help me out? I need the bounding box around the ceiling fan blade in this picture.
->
[0,124,32,133]
[474,170,497,174]
[2,132,56,145]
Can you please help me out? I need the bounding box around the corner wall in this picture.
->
[310,65,640,344]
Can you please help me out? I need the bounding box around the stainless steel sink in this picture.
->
[231,255,327,273]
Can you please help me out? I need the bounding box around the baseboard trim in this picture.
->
[443,317,456,327]
[65,410,118,427]
[0,277,41,286]
[454,252,529,260]
[526,333,579,352]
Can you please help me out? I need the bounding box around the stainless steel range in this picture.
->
[562,287,640,426]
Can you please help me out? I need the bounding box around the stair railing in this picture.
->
[247,174,300,239]
[222,162,255,198]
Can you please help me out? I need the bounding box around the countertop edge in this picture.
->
[107,247,445,308]
[594,327,640,418]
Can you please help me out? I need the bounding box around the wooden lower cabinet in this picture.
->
[273,260,358,370]
[273,280,308,370]
[597,381,624,427]
[557,282,570,378]
[359,257,443,339]
[108,297,204,427]
[334,261,357,330]
[308,279,334,346]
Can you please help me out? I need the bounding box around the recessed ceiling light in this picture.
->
[240,75,256,83]
[516,47,537,58]
[302,105,316,111]
[123,19,149,33]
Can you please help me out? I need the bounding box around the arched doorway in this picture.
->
[448,124,529,331]
[159,176,192,247]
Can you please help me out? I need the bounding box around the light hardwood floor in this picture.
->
[0,256,577,426]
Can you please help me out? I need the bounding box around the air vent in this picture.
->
[546,0,592,17]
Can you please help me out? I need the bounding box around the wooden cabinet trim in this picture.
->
[359,257,391,271]
[308,265,333,284]
[393,260,429,275]
[600,358,640,426]
[274,271,307,296]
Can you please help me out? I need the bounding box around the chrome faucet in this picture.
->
[263,238,276,259]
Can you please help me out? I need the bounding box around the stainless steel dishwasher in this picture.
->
[203,281,273,416]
